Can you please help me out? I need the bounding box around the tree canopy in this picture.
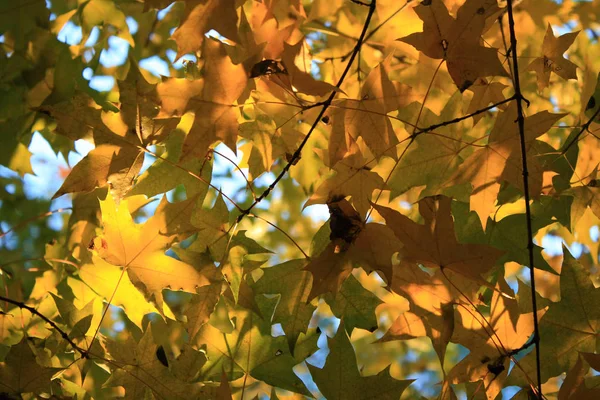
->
[2,0,600,399]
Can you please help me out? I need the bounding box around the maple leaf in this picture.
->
[91,192,212,313]
[103,325,217,399]
[486,211,559,274]
[566,168,600,229]
[557,353,600,400]
[239,115,277,173]
[79,255,166,327]
[447,279,541,400]
[117,63,179,145]
[53,144,143,200]
[50,293,94,340]
[174,248,223,340]
[306,153,385,218]
[279,40,337,97]
[252,259,316,353]
[527,24,579,91]
[374,195,503,284]
[308,321,413,400]
[325,273,383,332]
[230,2,296,67]
[381,263,478,366]
[40,93,146,200]
[387,93,468,198]
[304,198,400,298]
[128,129,214,198]
[189,194,231,260]
[305,242,354,300]
[449,103,565,228]
[508,249,600,385]
[6,0,600,398]
[157,38,248,160]
[399,0,507,91]
[171,0,240,58]
[193,300,314,395]
[466,78,508,124]
[328,62,414,164]
[0,338,63,396]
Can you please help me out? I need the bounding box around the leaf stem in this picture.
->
[506,0,543,397]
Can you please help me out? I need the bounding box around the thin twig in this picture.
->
[211,149,256,199]
[414,97,515,137]
[506,0,542,397]
[439,269,541,396]
[362,1,409,42]
[0,257,79,271]
[365,58,444,221]
[248,213,310,259]
[0,295,89,358]
[0,208,72,239]
[561,106,600,155]
[235,0,378,223]
[138,146,243,212]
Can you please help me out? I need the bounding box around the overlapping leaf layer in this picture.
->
[2,0,600,399]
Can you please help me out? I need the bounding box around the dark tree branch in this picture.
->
[506,1,542,398]
[413,97,515,138]
[0,295,89,359]
[236,0,378,223]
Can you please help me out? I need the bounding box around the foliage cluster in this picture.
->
[2,0,600,399]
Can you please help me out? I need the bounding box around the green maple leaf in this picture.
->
[252,259,315,353]
[325,273,382,333]
[174,249,223,340]
[103,326,216,399]
[0,338,62,396]
[387,93,467,199]
[50,293,94,340]
[508,249,600,385]
[128,129,213,198]
[485,212,557,274]
[189,194,231,260]
[308,321,412,400]
[193,300,314,395]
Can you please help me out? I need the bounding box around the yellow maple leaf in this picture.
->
[171,0,240,59]
[399,0,507,91]
[527,24,580,91]
[157,39,248,161]
[91,192,213,313]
